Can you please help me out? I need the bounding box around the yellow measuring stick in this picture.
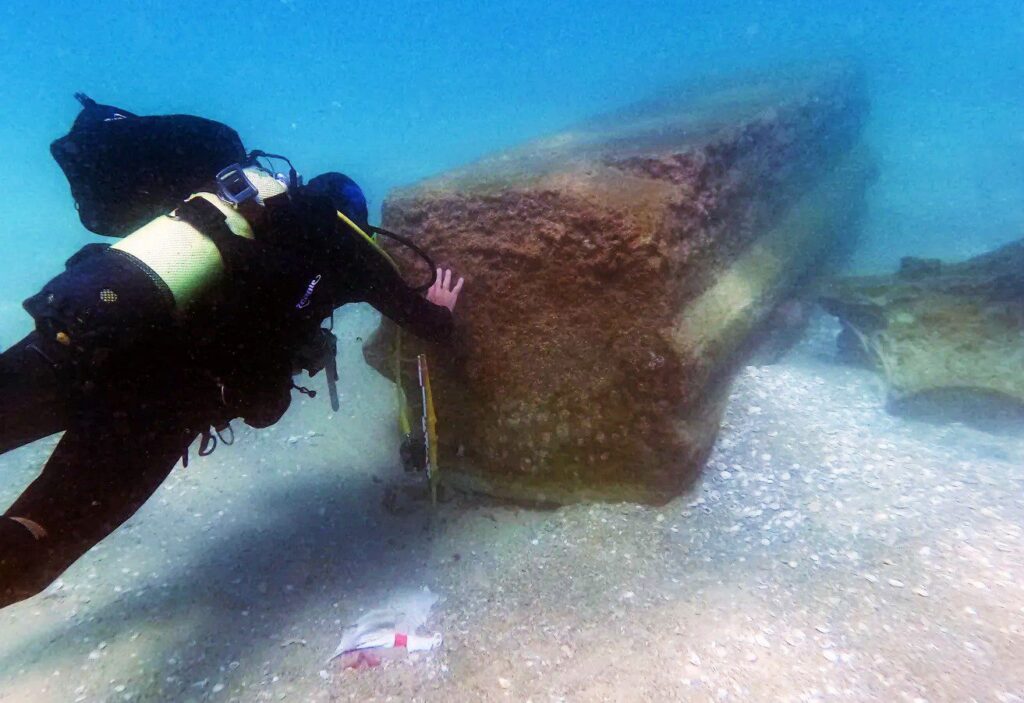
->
[417,354,440,505]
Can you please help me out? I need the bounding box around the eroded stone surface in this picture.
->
[820,238,1024,417]
[368,66,873,503]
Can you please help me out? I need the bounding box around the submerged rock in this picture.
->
[366,65,874,503]
[820,238,1024,424]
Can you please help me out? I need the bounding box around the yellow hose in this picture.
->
[335,211,412,438]
[394,327,412,436]
[336,212,400,270]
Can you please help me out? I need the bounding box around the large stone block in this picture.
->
[820,238,1024,419]
[367,66,874,503]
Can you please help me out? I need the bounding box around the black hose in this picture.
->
[244,151,437,291]
[247,150,300,190]
[368,226,438,292]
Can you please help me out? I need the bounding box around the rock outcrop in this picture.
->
[366,66,874,503]
[820,238,1024,419]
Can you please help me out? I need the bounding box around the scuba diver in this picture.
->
[0,95,464,608]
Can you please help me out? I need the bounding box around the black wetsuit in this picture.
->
[0,195,452,608]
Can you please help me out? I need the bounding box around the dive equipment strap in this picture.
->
[173,198,251,271]
[292,328,341,412]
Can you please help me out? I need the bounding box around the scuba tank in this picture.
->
[111,165,290,312]
[40,94,439,335]
[23,163,291,356]
[21,160,314,435]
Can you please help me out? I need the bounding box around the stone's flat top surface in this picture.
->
[391,64,863,197]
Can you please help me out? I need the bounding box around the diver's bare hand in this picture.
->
[426,268,464,313]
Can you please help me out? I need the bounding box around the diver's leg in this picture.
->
[0,333,68,453]
[0,416,196,608]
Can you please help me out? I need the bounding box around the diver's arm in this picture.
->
[351,239,460,345]
[364,275,455,344]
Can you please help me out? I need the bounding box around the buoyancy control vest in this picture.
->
[51,94,247,237]
[25,165,294,346]
[22,162,352,430]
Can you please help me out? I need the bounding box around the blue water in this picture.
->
[1,1,1022,344]
[1,5,1024,699]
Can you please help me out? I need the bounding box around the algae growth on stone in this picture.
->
[820,238,1024,419]
[366,65,875,503]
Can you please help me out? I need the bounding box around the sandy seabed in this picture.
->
[1,306,1022,703]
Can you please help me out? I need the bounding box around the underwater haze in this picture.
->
[1,0,1023,344]
[2,2,1024,702]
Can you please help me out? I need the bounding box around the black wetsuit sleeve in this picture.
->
[346,232,454,345]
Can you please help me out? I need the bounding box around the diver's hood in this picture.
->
[51,93,247,237]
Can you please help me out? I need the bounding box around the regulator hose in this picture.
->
[367,225,438,292]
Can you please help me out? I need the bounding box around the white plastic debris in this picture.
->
[329,587,442,665]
